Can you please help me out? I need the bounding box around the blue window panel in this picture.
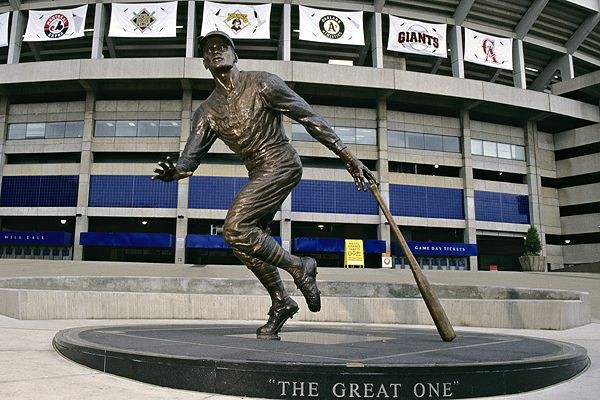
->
[0,175,78,207]
[291,180,378,215]
[89,175,177,208]
[188,176,249,209]
[475,191,530,224]
[89,176,134,207]
[389,185,464,220]
[132,176,177,208]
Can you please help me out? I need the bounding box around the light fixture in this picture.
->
[525,66,539,73]
[434,164,439,169]
[317,224,325,230]
[60,219,67,225]
[499,172,503,176]
[142,220,148,225]
[564,239,571,244]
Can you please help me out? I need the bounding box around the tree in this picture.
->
[524,226,542,256]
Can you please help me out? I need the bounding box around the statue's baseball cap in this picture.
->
[199,31,236,54]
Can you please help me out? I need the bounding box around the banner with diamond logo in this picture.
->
[109,2,177,38]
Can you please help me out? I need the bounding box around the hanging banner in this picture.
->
[298,5,364,46]
[200,1,271,39]
[23,5,87,42]
[0,12,9,47]
[387,15,446,58]
[109,1,178,38]
[464,27,513,70]
[344,239,365,268]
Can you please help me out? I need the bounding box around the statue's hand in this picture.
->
[339,148,378,191]
[152,156,192,182]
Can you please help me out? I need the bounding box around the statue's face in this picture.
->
[202,37,237,72]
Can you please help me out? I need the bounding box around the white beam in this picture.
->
[91,4,106,59]
[449,26,464,78]
[186,1,197,58]
[453,0,475,25]
[565,12,600,54]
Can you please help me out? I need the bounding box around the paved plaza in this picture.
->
[0,260,598,399]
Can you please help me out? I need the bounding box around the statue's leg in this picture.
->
[222,152,321,312]
[231,248,298,340]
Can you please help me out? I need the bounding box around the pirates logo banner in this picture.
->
[201,1,271,39]
[298,5,364,46]
[464,27,513,70]
[23,5,87,42]
[0,12,9,47]
[109,2,177,38]
[387,15,446,58]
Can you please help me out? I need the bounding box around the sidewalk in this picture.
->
[0,260,599,399]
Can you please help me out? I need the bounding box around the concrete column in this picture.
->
[371,13,384,68]
[0,96,8,201]
[449,26,464,78]
[459,110,478,270]
[278,3,291,61]
[73,92,95,261]
[175,90,193,263]
[7,10,25,64]
[512,39,526,89]
[376,100,391,251]
[186,0,197,58]
[524,120,546,254]
[91,4,107,60]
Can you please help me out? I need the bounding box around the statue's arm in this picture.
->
[152,107,216,182]
[176,107,218,173]
[261,73,377,190]
[260,73,347,155]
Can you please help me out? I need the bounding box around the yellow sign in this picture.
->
[344,239,364,268]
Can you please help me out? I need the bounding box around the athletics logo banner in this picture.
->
[23,5,87,42]
[387,15,446,58]
[109,2,177,38]
[201,1,271,39]
[0,12,9,47]
[298,5,364,45]
[464,27,513,70]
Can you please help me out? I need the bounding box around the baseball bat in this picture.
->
[369,183,456,342]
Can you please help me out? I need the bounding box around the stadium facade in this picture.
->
[0,0,599,271]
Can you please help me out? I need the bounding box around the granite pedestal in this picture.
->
[53,324,589,399]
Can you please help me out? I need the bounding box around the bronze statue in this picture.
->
[153,30,376,340]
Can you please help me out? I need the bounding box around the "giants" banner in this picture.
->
[387,15,447,58]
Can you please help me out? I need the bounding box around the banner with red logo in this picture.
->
[23,5,87,42]
[0,12,9,47]
[201,1,271,39]
[298,5,364,46]
[387,15,447,58]
[109,2,178,38]
[464,27,513,70]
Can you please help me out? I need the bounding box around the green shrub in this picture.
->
[524,226,542,256]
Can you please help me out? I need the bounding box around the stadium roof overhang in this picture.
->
[0,57,598,133]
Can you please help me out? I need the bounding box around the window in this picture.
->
[405,132,424,149]
[138,120,159,137]
[388,130,405,148]
[159,120,180,137]
[471,139,483,155]
[94,121,116,137]
[443,136,460,153]
[115,121,137,137]
[356,128,376,145]
[512,145,525,161]
[483,141,497,157]
[335,126,356,144]
[7,124,27,139]
[93,119,181,137]
[26,123,46,139]
[423,134,443,151]
[46,122,66,139]
[65,121,84,138]
[497,143,511,159]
